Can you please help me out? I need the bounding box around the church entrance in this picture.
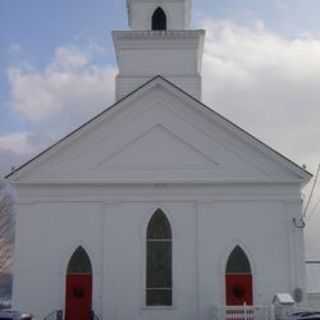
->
[65,247,92,320]
[225,246,253,305]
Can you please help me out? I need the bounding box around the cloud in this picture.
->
[7,46,116,126]
[201,19,320,172]
[0,132,44,177]
[2,45,116,177]
[0,132,36,155]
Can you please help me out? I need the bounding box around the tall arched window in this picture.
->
[225,246,253,306]
[152,7,167,31]
[146,209,172,306]
[67,246,92,274]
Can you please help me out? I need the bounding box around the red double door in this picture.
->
[226,274,253,306]
[65,274,92,320]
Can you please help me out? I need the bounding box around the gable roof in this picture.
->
[5,75,312,183]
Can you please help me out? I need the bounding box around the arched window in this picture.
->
[152,7,167,31]
[67,246,92,274]
[146,209,172,306]
[226,246,251,274]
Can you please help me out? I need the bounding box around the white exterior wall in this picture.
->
[308,293,320,308]
[113,30,205,100]
[115,46,199,76]
[13,201,104,318]
[115,75,201,101]
[12,183,305,320]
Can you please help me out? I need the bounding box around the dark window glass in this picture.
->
[226,246,251,274]
[146,209,172,306]
[152,7,167,31]
[147,242,172,288]
[146,289,172,306]
[147,209,172,239]
[67,246,92,274]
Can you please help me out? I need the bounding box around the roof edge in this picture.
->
[5,75,162,180]
[156,76,313,182]
[5,75,313,183]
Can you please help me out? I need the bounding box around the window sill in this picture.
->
[141,305,176,311]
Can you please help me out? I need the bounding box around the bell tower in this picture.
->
[127,0,191,30]
[112,0,205,100]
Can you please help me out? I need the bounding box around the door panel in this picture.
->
[65,274,92,320]
[226,274,253,306]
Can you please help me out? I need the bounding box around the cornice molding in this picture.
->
[15,193,301,205]
[12,177,303,186]
[112,29,205,41]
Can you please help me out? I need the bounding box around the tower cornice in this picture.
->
[113,29,205,41]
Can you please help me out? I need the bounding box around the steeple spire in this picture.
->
[113,0,205,100]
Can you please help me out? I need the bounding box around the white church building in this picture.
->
[6,1,312,320]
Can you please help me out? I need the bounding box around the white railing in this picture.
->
[212,305,275,320]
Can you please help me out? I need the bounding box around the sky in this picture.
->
[0,0,320,258]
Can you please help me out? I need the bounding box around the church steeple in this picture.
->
[113,0,205,100]
[127,0,192,30]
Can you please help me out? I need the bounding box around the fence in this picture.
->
[212,305,275,320]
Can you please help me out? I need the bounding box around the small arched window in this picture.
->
[152,7,167,31]
[146,209,172,306]
[67,246,92,274]
[226,246,251,274]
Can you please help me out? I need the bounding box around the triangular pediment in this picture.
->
[95,124,218,170]
[7,76,311,184]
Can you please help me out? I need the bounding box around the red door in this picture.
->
[65,274,92,320]
[226,274,253,306]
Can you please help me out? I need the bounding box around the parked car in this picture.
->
[0,310,32,320]
[288,311,320,320]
